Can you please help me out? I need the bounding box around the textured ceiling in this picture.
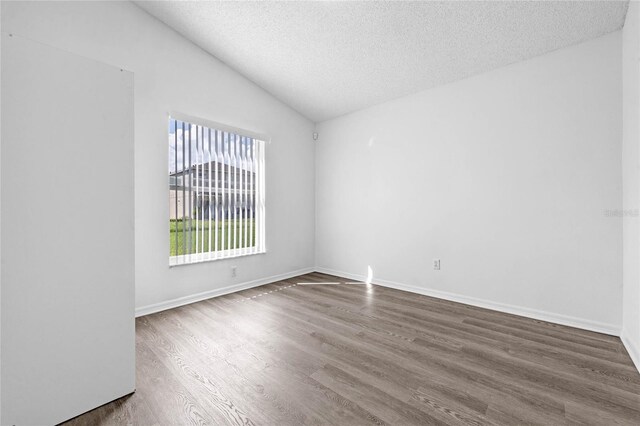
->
[135,1,629,122]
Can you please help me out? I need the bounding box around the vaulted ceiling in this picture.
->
[136,1,629,122]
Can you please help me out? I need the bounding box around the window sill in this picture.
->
[169,248,267,268]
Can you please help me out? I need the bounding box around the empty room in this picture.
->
[2,0,640,424]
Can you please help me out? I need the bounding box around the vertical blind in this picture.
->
[169,117,266,266]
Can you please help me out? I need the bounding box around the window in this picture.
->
[169,115,266,266]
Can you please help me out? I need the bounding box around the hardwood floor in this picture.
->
[63,272,640,425]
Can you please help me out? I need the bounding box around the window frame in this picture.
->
[168,111,268,267]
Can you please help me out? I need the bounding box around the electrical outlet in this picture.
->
[433,259,441,270]
[231,266,237,277]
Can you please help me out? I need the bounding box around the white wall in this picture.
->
[316,32,623,334]
[1,3,3,422]
[623,0,640,371]
[1,1,316,314]
[1,1,630,361]
[2,34,135,425]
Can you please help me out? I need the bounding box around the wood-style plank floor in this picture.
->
[63,272,640,425]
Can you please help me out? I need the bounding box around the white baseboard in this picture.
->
[315,266,621,337]
[135,267,315,317]
[621,330,640,374]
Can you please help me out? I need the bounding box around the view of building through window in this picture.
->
[169,117,265,265]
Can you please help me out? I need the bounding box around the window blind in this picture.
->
[169,117,266,266]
